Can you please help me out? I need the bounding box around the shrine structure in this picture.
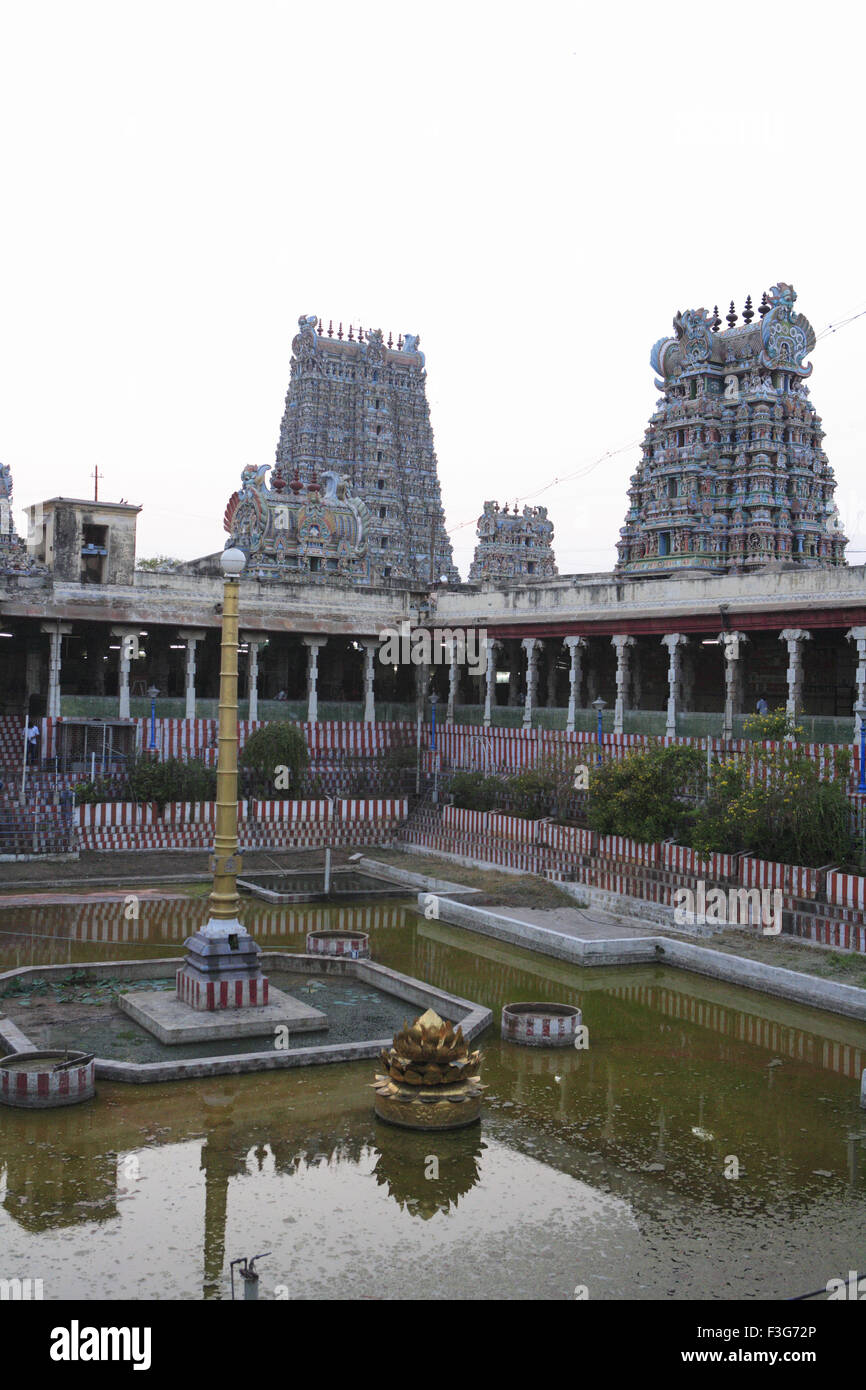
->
[469,501,557,581]
[272,315,457,585]
[615,284,848,576]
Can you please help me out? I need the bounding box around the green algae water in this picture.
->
[1,896,866,1300]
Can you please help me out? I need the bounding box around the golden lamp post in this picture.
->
[207,545,245,920]
[177,546,270,1011]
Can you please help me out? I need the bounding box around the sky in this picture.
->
[2,1,865,580]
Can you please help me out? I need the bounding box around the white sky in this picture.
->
[2,0,865,580]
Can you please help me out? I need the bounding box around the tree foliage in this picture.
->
[586,744,706,843]
[743,706,803,743]
[692,746,852,867]
[239,721,309,797]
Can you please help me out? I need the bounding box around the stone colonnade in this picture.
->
[30,621,860,735]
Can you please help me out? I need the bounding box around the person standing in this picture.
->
[756,695,769,715]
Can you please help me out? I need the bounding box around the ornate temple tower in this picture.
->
[274,316,458,584]
[0,463,43,576]
[468,501,558,581]
[615,284,848,577]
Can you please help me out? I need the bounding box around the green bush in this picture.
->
[743,707,802,743]
[586,744,706,843]
[127,753,216,810]
[239,721,309,797]
[449,770,502,812]
[692,746,852,867]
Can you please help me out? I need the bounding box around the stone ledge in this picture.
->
[118,984,327,1045]
[435,899,866,1022]
[0,953,492,1085]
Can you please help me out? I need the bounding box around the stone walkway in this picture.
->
[491,904,657,942]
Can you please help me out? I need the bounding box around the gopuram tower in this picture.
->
[274,316,458,584]
[615,284,848,577]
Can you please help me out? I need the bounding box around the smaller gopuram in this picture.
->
[615,283,848,576]
[468,501,557,581]
[223,462,371,580]
[0,463,44,577]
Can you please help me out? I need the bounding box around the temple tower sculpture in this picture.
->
[615,284,848,576]
[0,463,44,576]
[274,316,458,584]
[469,501,557,581]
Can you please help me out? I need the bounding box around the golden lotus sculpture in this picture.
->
[372,1008,484,1131]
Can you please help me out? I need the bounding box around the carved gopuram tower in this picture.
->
[274,316,458,585]
[615,284,848,577]
[469,501,558,581]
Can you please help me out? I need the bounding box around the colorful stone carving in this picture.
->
[272,315,457,584]
[617,285,847,576]
[223,460,371,581]
[469,501,558,581]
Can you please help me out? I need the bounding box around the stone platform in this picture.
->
[118,985,327,1046]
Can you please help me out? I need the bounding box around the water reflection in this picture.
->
[1,894,866,1298]
[371,1130,486,1220]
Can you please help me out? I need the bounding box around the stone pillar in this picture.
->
[847,627,866,738]
[611,635,635,736]
[507,641,521,707]
[179,629,206,721]
[542,645,557,707]
[111,626,140,719]
[563,637,586,734]
[303,637,328,723]
[483,639,500,728]
[40,621,72,719]
[720,632,748,741]
[661,634,688,738]
[779,628,811,721]
[522,637,538,729]
[361,640,378,723]
[446,640,459,725]
[241,633,266,723]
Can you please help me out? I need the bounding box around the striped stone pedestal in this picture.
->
[306,931,370,959]
[0,1051,96,1108]
[501,1002,582,1048]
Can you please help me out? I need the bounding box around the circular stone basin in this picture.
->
[306,930,370,959]
[501,1002,582,1048]
[0,1050,96,1108]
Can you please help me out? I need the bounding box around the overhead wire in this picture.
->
[447,291,866,540]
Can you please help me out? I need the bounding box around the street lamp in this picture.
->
[592,697,606,764]
[430,691,438,752]
[147,686,160,752]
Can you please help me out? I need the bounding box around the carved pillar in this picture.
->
[563,636,586,734]
[179,629,206,721]
[720,632,748,740]
[543,645,557,707]
[661,634,688,738]
[111,626,140,719]
[483,639,500,728]
[361,640,378,723]
[779,628,811,720]
[40,621,72,719]
[507,641,521,707]
[446,639,459,725]
[522,637,538,729]
[241,633,266,723]
[680,644,696,715]
[847,627,866,738]
[611,635,635,735]
[303,637,328,723]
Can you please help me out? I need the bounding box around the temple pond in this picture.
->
[1,895,865,1300]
